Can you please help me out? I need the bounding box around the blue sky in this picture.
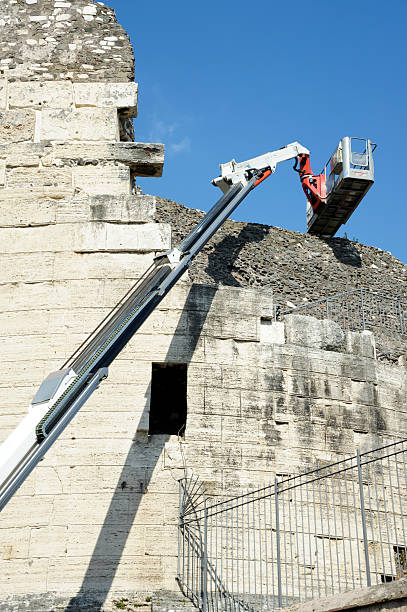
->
[109,0,406,262]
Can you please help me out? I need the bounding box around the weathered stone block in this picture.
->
[0,495,54,529]
[67,523,145,558]
[260,319,285,344]
[47,555,166,592]
[55,194,156,224]
[74,222,171,253]
[284,575,407,612]
[0,195,156,228]
[0,110,36,144]
[210,286,273,317]
[201,314,259,341]
[8,81,73,109]
[70,411,140,439]
[5,153,40,167]
[0,527,30,563]
[0,141,47,165]
[52,492,129,526]
[39,108,119,142]
[52,251,155,281]
[285,314,345,351]
[346,329,376,359]
[0,185,74,201]
[0,199,56,227]
[29,525,67,558]
[73,164,130,196]
[89,194,156,223]
[0,226,68,254]
[0,558,48,594]
[73,82,138,117]
[6,166,72,190]
[43,141,165,176]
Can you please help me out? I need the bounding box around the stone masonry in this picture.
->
[156,198,407,361]
[0,2,407,611]
[155,198,407,308]
[0,0,134,82]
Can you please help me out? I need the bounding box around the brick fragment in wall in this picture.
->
[0,110,36,144]
[0,1,134,83]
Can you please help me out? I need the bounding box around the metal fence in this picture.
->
[178,439,407,611]
[276,289,407,337]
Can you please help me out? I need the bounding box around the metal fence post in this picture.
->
[357,450,371,586]
[178,482,182,584]
[201,501,208,612]
[326,298,329,319]
[275,477,283,608]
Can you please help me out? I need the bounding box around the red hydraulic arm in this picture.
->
[294,154,326,214]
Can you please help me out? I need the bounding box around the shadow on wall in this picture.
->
[67,283,217,611]
[324,237,362,267]
[205,223,269,286]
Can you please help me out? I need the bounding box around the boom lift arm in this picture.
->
[0,138,375,511]
[0,141,308,511]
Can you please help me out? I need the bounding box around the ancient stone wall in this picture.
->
[155,199,407,307]
[0,0,134,82]
[156,198,407,361]
[2,274,407,609]
[0,2,407,611]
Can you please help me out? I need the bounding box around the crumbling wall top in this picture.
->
[0,0,134,82]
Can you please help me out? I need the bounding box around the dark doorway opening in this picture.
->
[149,363,187,436]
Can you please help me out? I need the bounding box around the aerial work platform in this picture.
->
[296,137,376,236]
[0,137,376,512]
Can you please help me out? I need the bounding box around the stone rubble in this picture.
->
[155,198,407,308]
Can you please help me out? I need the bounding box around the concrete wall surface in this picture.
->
[284,576,407,612]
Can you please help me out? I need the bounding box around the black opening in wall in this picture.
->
[149,363,187,436]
